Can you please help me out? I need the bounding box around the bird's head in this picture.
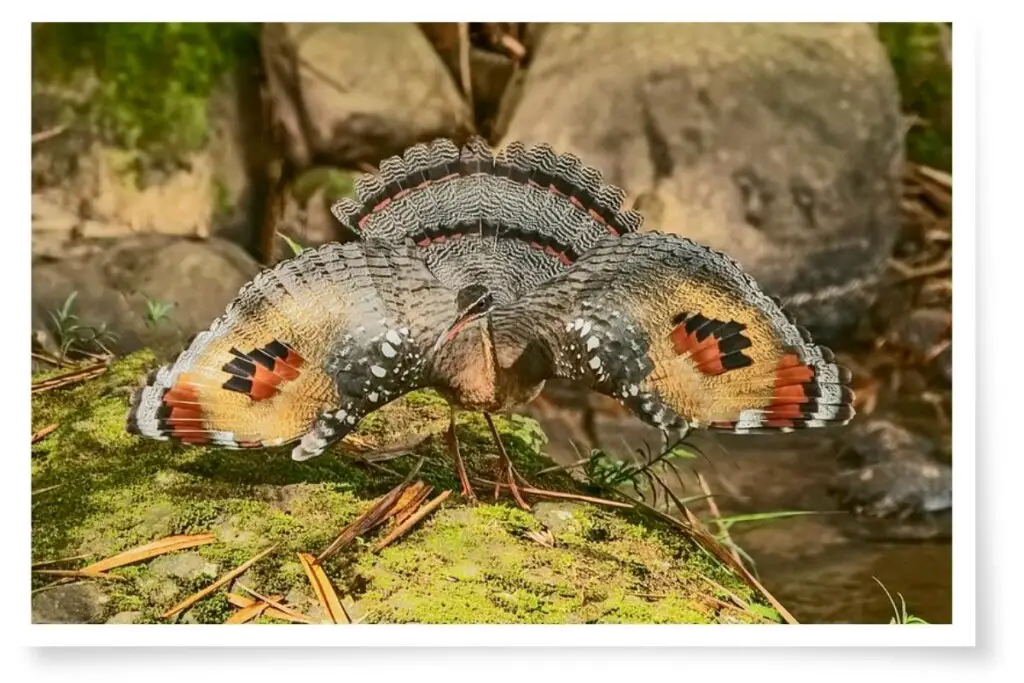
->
[436,285,496,350]
[430,285,502,409]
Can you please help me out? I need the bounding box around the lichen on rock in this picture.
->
[31,351,778,624]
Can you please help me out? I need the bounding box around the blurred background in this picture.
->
[30,22,953,624]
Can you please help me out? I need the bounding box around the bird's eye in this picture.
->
[468,294,493,316]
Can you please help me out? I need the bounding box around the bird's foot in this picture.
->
[484,413,532,512]
[446,409,479,505]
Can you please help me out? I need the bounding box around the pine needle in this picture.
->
[81,533,216,575]
[297,553,350,624]
[226,593,283,609]
[225,602,269,624]
[162,544,278,619]
[31,424,59,444]
[373,490,451,552]
[32,569,127,581]
[31,361,108,394]
[235,583,316,624]
[476,479,633,509]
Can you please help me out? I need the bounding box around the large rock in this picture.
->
[31,65,270,249]
[262,23,474,169]
[500,23,904,340]
[32,235,261,356]
[32,583,109,624]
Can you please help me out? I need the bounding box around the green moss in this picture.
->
[877,22,952,170]
[31,351,777,625]
[32,23,259,158]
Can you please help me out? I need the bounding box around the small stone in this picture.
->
[138,575,180,604]
[533,502,584,535]
[891,308,950,358]
[213,514,256,546]
[149,552,219,581]
[839,419,936,468]
[448,561,481,581]
[138,501,177,537]
[284,586,314,609]
[32,583,109,624]
[106,610,143,624]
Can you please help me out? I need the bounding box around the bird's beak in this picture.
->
[434,309,486,353]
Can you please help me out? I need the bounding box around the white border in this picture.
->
[8,0,987,660]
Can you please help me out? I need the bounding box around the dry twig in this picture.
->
[695,473,744,568]
[373,490,451,552]
[31,424,59,445]
[225,601,269,624]
[31,361,108,394]
[476,479,633,509]
[31,553,92,569]
[32,569,127,581]
[31,123,69,145]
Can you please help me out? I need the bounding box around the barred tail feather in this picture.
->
[330,136,644,302]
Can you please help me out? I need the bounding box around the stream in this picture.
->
[525,393,953,625]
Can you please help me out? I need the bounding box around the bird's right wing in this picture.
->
[127,239,459,461]
[489,232,855,437]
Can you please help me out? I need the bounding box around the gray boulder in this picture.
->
[500,23,904,339]
[32,583,109,624]
[262,23,474,169]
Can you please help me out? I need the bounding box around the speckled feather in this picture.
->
[128,137,853,462]
[127,239,459,460]
[489,232,855,436]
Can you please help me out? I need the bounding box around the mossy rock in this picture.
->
[31,351,779,624]
[876,22,952,170]
[32,23,260,158]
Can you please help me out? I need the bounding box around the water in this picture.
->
[524,394,953,625]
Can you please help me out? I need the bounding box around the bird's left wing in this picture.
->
[127,239,458,461]
[489,232,855,437]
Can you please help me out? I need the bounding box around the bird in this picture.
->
[126,136,855,508]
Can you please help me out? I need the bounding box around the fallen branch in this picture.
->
[32,553,92,569]
[31,351,63,367]
[696,473,745,569]
[226,592,283,610]
[615,485,799,625]
[392,483,434,527]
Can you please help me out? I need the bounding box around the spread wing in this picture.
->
[127,239,458,461]
[489,232,855,436]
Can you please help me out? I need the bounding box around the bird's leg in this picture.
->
[483,412,531,511]
[446,409,478,504]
